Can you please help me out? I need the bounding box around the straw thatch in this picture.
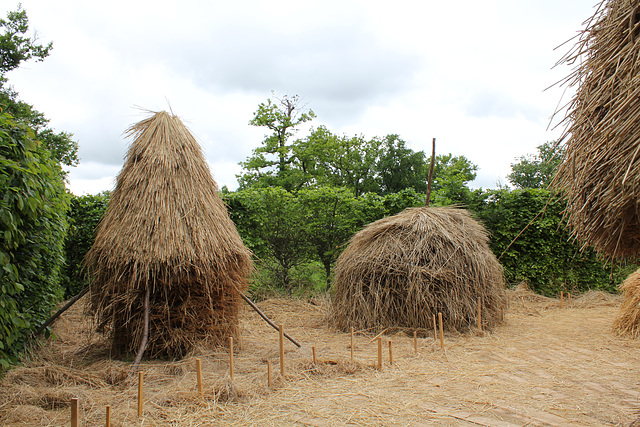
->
[613,267,640,337]
[330,206,507,332]
[552,0,640,259]
[85,111,253,359]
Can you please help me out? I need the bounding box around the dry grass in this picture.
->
[331,207,507,333]
[552,0,640,259]
[85,111,253,359]
[613,267,640,337]
[2,288,638,426]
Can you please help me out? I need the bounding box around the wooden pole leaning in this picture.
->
[105,405,111,427]
[377,337,383,370]
[433,314,437,341]
[312,346,317,365]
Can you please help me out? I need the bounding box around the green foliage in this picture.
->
[238,94,315,191]
[0,7,78,168]
[375,134,428,195]
[507,142,563,189]
[0,109,69,368]
[62,192,109,297]
[474,188,625,296]
[430,154,478,206]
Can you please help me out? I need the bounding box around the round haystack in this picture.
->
[613,268,640,337]
[552,0,640,259]
[85,111,253,359]
[330,206,507,332]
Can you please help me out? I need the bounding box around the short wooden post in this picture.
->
[350,327,354,362]
[312,346,317,365]
[388,340,393,365]
[70,398,78,427]
[560,291,564,309]
[377,337,383,370]
[267,360,272,389]
[228,337,235,380]
[196,358,203,399]
[438,312,444,350]
[477,297,482,332]
[413,331,418,353]
[279,324,285,377]
[433,314,437,341]
[137,371,144,418]
[105,405,111,427]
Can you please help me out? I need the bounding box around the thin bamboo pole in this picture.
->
[438,312,444,350]
[279,324,285,377]
[229,337,234,380]
[267,360,272,389]
[71,398,78,427]
[413,331,418,353]
[350,327,354,362]
[138,371,144,418]
[312,346,317,364]
[377,337,383,370]
[388,340,393,365]
[196,359,203,399]
[105,405,111,427]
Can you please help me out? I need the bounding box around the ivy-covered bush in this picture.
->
[474,188,628,296]
[0,110,69,368]
[62,192,109,297]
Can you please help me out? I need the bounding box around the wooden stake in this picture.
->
[560,291,564,309]
[350,327,354,362]
[105,405,111,427]
[413,331,418,353]
[425,137,436,207]
[196,358,203,399]
[477,297,482,332]
[312,346,317,364]
[267,360,272,389]
[71,398,78,427]
[228,337,234,380]
[433,314,437,341]
[377,337,383,370]
[438,312,444,350]
[388,340,393,365]
[279,324,285,377]
[137,371,144,418]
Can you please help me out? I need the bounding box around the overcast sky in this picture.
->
[3,0,597,195]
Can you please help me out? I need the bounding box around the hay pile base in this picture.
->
[613,267,640,337]
[331,207,507,333]
[552,0,640,259]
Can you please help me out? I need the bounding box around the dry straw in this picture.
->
[330,206,506,333]
[85,111,253,359]
[552,0,640,259]
[613,267,640,337]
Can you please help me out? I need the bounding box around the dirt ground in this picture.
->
[1,287,639,426]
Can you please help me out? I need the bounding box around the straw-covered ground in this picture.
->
[1,286,639,426]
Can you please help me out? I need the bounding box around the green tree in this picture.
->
[0,6,78,167]
[508,142,563,189]
[238,94,315,191]
[375,134,428,195]
[0,109,69,368]
[429,154,478,206]
[62,192,110,297]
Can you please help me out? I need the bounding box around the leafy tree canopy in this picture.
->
[0,6,77,167]
[507,142,563,189]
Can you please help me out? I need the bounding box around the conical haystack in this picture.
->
[331,207,507,332]
[85,111,253,359]
[613,268,640,337]
[552,0,640,259]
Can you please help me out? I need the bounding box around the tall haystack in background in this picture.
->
[552,0,640,259]
[85,111,253,359]
[331,207,506,332]
[613,268,640,337]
